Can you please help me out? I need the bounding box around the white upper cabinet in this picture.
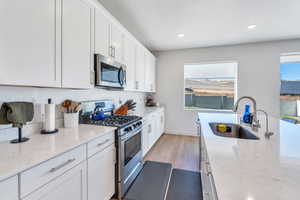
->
[144,52,151,92]
[94,8,110,57]
[150,54,156,92]
[0,0,155,91]
[124,36,136,90]
[135,45,146,91]
[0,0,61,87]
[62,0,93,89]
[94,10,124,63]
[110,24,124,63]
[144,52,156,92]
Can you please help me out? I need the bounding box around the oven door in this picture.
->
[95,54,126,88]
[119,129,143,196]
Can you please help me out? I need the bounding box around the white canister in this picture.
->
[64,113,79,128]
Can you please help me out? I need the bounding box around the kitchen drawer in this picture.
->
[87,132,115,158]
[0,175,18,200]
[20,145,86,198]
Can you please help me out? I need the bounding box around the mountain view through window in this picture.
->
[184,62,237,110]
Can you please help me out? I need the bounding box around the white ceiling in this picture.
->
[98,0,300,51]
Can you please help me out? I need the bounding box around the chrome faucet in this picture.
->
[255,109,274,139]
[233,96,260,130]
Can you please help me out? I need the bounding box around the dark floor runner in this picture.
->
[124,161,172,200]
[166,168,203,200]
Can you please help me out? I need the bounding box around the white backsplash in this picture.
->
[0,86,146,141]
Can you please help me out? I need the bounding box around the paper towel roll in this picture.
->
[44,104,56,132]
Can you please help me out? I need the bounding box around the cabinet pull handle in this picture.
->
[113,47,116,58]
[49,158,76,173]
[97,139,110,146]
[109,46,113,57]
[148,124,152,133]
[136,81,139,90]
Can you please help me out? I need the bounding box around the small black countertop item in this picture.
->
[0,102,34,143]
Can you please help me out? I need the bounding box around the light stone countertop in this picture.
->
[136,106,164,118]
[198,113,300,200]
[0,125,116,181]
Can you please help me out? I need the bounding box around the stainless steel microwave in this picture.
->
[94,54,126,89]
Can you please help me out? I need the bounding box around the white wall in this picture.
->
[155,39,300,136]
[0,86,146,140]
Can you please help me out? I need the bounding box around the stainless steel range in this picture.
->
[79,100,143,199]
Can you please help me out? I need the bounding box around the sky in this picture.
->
[281,62,300,81]
[184,62,237,79]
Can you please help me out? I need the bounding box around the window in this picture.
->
[280,53,300,124]
[184,62,237,111]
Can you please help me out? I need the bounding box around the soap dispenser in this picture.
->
[242,104,251,124]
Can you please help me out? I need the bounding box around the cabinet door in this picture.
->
[0,0,60,87]
[62,0,93,89]
[150,54,156,92]
[142,121,150,156]
[88,144,115,200]
[159,111,165,135]
[135,46,145,91]
[144,52,152,92]
[110,24,124,63]
[24,162,87,200]
[148,114,157,148]
[0,176,18,200]
[124,36,136,90]
[95,9,110,57]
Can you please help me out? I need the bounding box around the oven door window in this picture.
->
[101,62,119,83]
[124,132,141,165]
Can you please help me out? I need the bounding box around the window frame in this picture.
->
[183,60,238,112]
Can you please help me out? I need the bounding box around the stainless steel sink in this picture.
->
[209,123,260,140]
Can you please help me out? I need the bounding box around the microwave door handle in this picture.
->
[124,70,126,85]
[118,67,124,86]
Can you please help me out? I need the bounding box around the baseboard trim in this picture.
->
[164,130,198,137]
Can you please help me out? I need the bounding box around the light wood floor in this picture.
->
[144,134,200,172]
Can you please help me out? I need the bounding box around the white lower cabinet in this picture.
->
[142,117,155,156]
[88,144,115,200]
[16,134,116,200]
[24,162,87,200]
[0,176,18,200]
[142,108,165,157]
[199,125,218,200]
[158,110,165,136]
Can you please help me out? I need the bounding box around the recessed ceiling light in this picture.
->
[248,25,257,29]
[177,33,185,38]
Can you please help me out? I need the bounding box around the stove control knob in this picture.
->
[124,127,132,133]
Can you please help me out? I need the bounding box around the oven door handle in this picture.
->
[121,128,141,141]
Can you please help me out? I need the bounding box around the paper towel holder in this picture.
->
[41,98,59,134]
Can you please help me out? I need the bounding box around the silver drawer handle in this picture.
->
[97,139,110,146]
[49,158,76,173]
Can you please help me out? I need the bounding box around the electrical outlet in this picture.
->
[33,104,44,123]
